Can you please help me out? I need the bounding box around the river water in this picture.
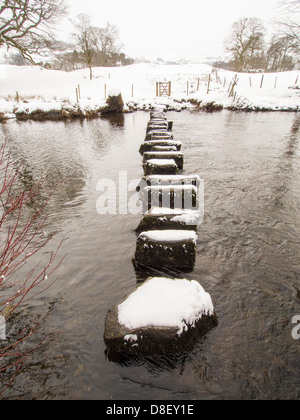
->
[0,110,299,400]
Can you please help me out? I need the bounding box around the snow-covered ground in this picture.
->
[0,63,299,119]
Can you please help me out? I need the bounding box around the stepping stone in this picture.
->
[146,127,168,135]
[152,146,177,152]
[147,121,169,129]
[104,277,218,356]
[149,117,167,123]
[144,174,200,187]
[140,184,198,211]
[149,134,174,141]
[143,159,179,176]
[145,131,174,141]
[139,140,182,155]
[136,208,201,233]
[143,151,184,169]
[134,230,198,269]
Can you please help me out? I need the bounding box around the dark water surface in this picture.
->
[0,111,299,400]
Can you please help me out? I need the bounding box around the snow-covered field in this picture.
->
[0,63,299,119]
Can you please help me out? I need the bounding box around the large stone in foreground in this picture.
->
[134,230,197,269]
[104,277,218,356]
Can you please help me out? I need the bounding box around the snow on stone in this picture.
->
[124,334,138,342]
[139,230,198,243]
[145,174,200,183]
[147,207,199,216]
[146,159,177,166]
[144,185,197,193]
[118,277,214,335]
[108,88,121,97]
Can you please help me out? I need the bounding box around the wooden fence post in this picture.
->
[156,82,159,97]
[207,74,211,94]
[274,76,277,89]
[76,88,79,103]
[260,74,264,89]
[169,81,171,96]
[78,84,81,100]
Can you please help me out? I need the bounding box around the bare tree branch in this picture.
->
[0,0,67,64]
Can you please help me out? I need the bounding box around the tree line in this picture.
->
[216,1,300,72]
[0,0,133,74]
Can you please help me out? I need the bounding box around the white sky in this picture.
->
[60,0,282,61]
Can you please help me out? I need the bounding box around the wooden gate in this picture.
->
[156,82,171,97]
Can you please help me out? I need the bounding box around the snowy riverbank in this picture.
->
[0,63,299,120]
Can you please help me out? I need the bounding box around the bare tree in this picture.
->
[93,22,123,67]
[0,0,67,65]
[277,0,300,43]
[225,18,266,72]
[266,34,299,71]
[73,14,96,79]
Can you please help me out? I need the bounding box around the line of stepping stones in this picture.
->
[104,107,218,357]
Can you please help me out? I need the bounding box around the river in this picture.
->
[0,110,299,400]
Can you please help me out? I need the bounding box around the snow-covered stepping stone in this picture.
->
[145,131,174,141]
[147,121,169,129]
[139,140,182,155]
[143,151,184,169]
[104,277,218,356]
[144,174,200,187]
[140,184,198,211]
[136,208,201,234]
[134,230,198,269]
[143,159,179,176]
[152,145,177,152]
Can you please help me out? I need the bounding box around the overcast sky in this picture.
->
[60,0,282,61]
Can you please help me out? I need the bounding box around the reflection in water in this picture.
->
[0,111,299,400]
[100,113,125,127]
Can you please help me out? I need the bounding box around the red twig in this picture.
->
[0,142,64,395]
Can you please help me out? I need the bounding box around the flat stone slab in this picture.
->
[104,277,218,356]
[140,184,198,211]
[143,159,179,176]
[144,174,200,187]
[136,208,201,234]
[143,151,184,170]
[147,121,169,129]
[139,140,182,155]
[145,131,174,141]
[134,230,197,269]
